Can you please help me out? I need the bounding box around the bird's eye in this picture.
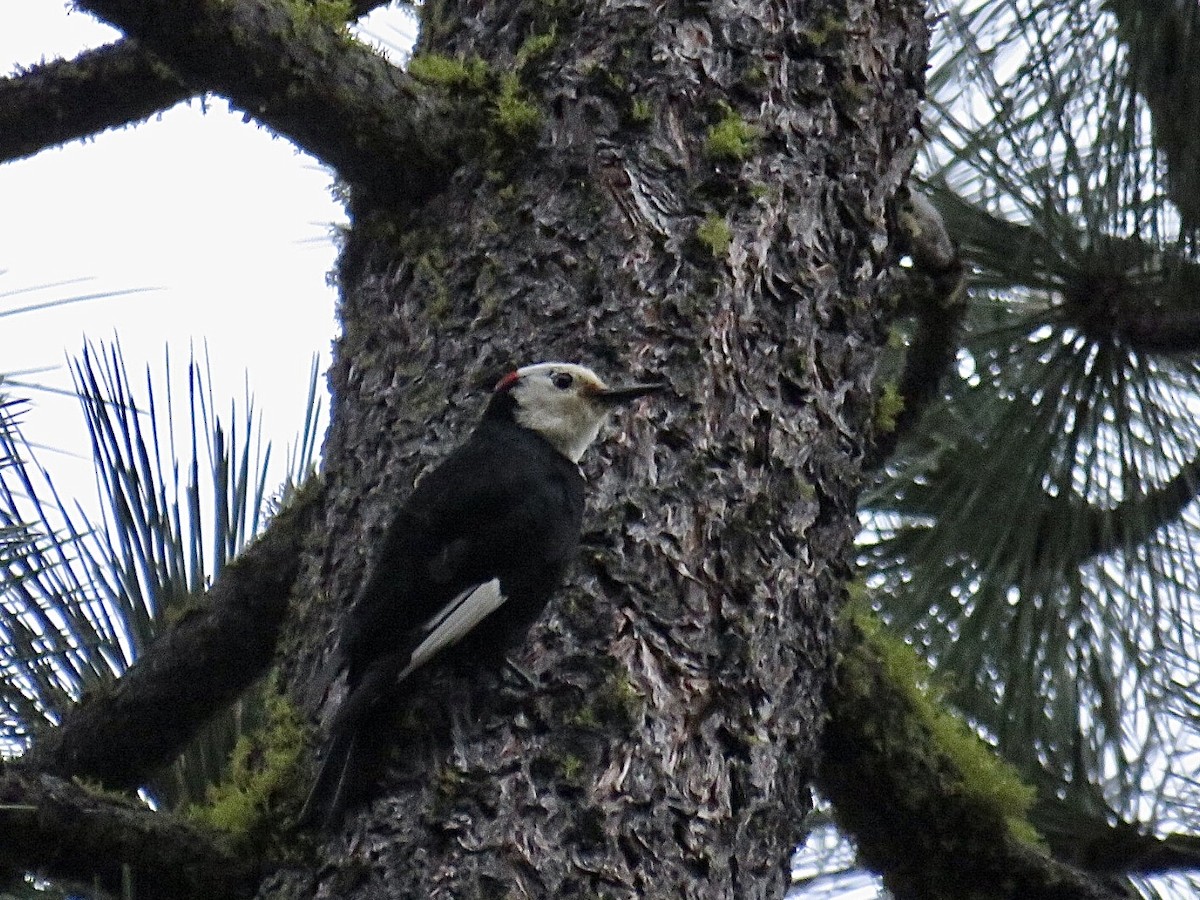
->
[551,372,574,390]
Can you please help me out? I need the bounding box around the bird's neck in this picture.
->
[482,394,597,464]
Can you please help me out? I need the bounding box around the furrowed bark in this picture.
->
[0,768,255,900]
[266,0,928,897]
[24,480,323,790]
[71,0,459,202]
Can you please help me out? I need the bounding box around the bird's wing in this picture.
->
[342,428,582,680]
[398,578,506,679]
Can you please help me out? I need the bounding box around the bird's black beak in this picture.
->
[593,380,666,405]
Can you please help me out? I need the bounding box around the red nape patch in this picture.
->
[494,371,520,393]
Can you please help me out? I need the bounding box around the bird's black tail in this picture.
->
[297,657,399,829]
[297,723,361,829]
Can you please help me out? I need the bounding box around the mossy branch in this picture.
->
[186,689,309,856]
[867,189,966,469]
[0,767,256,900]
[24,478,325,790]
[0,42,189,165]
[407,52,546,152]
[66,0,462,203]
[818,606,1130,900]
[0,0,399,166]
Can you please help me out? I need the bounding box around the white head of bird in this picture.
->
[493,362,663,463]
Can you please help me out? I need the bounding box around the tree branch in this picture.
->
[0,0,406,166]
[819,616,1132,900]
[1118,307,1200,352]
[0,42,188,164]
[0,767,255,900]
[869,191,967,468]
[933,181,1200,353]
[23,479,324,790]
[1071,451,1200,561]
[1106,0,1200,230]
[58,0,458,201]
[1043,813,1200,877]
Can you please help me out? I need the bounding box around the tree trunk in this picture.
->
[274,1,926,897]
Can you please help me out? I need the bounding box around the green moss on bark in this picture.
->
[704,103,759,161]
[873,381,905,434]
[407,53,489,91]
[819,599,1057,900]
[186,687,309,856]
[696,214,733,258]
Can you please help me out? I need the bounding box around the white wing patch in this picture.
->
[398,579,506,680]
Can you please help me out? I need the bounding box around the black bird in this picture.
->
[300,362,662,827]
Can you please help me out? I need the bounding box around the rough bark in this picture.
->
[23,480,323,789]
[267,1,927,898]
[0,768,255,900]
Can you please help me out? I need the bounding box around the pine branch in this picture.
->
[1107,0,1200,229]
[936,184,1200,353]
[1044,815,1200,877]
[1058,451,1200,562]
[0,0,406,166]
[0,42,188,164]
[0,767,255,900]
[23,479,324,790]
[819,617,1133,900]
[869,191,967,468]
[64,0,459,202]
[1118,307,1200,352]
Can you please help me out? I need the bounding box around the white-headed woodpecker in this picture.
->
[300,362,662,827]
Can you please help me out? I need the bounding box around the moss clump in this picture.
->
[847,605,1039,845]
[282,0,352,30]
[873,381,905,434]
[741,62,768,88]
[568,704,600,728]
[493,72,543,139]
[800,12,848,49]
[407,50,543,136]
[559,753,585,781]
[186,689,308,852]
[705,103,759,161]
[405,50,545,157]
[407,52,490,91]
[604,670,644,725]
[696,214,733,258]
[630,97,653,124]
[516,26,558,68]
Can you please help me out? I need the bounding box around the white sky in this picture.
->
[0,2,414,508]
